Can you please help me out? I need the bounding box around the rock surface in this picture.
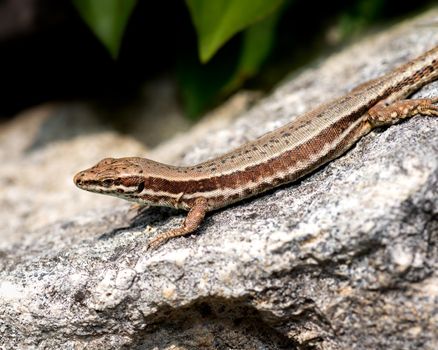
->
[1,10,438,350]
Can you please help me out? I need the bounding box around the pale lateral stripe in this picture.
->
[141,104,368,182]
[136,117,365,201]
[160,107,361,181]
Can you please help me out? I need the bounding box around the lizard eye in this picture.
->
[137,182,145,193]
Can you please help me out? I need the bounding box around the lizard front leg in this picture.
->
[367,98,438,127]
[148,197,208,249]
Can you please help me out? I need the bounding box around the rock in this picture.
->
[1,10,438,350]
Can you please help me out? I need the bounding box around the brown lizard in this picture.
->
[74,46,438,249]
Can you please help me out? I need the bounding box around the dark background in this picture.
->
[0,0,435,118]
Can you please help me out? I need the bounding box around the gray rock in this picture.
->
[1,10,438,350]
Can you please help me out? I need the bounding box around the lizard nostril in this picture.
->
[73,173,81,185]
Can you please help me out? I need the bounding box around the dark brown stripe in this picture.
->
[143,112,368,195]
[142,57,438,196]
[203,120,368,210]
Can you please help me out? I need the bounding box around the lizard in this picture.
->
[74,45,438,249]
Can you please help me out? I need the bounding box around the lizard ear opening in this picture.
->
[137,182,145,193]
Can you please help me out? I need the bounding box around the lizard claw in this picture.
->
[147,234,168,250]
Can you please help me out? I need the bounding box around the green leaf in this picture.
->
[177,46,239,119]
[223,8,282,94]
[186,0,284,63]
[73,0,136,58]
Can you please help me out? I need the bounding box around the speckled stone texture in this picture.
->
[1,10,438,350]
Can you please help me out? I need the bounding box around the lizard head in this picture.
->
[73,157,151,202]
